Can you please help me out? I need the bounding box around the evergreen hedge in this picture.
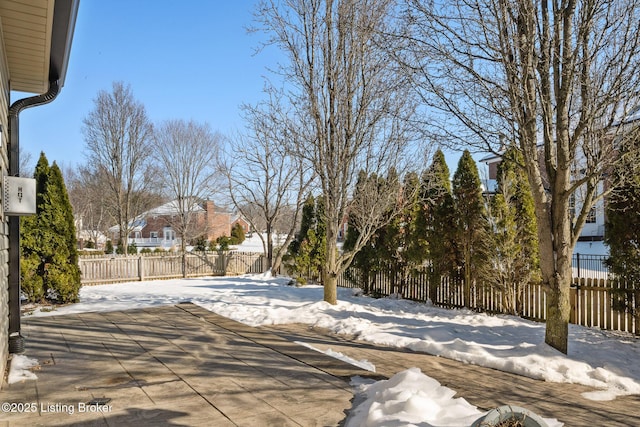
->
[21,153,81,303]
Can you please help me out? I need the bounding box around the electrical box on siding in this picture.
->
[3,176,36,216]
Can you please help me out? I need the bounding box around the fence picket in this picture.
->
[338,263,637,335]
[79,252,266,285]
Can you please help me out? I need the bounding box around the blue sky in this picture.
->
[14,1,470,175]
[15,1,280,171]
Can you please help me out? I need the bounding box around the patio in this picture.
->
[1,303,638,426]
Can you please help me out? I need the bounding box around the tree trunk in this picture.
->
[323,225,339,305]
[119,224,127,256]
[536,217,574,354]
[533,172,574,354]
[265,225,273,272]
[428,270,440,304]
[544,266,572,354]
[324,269,338,305]
[271,255,281,276]
[266,240,273,272]
[635,290,640,337]
[181,239,187,278]
[182,252,187,278]
[464,252,472,308]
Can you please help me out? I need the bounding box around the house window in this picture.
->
[150,231,158,239]
[163,227,175,241]
[586,206,597,223]
[568,194,576,221]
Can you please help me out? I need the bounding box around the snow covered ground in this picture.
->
[20,273,640,426]
[231,233,283,253]
[573,240,608,256]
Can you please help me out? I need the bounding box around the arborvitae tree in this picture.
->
[343,171,393,295]
[399,171,425,271]
[286,194,326,284]
[480,147,540,314]
[344,174,378,294]
[289,194,315,256]
[418,149,457,303]
[230,223,246,245]
[606,188,640,281]
[606,137,640,326]
[501,148,539,274]
[44,163,82,301]
[452,150,486,307]
[376,171,423,297]
[20,154,50,301]
[21,153,82,303]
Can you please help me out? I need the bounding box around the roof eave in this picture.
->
[48,0,79,89]
[2,0,79,94]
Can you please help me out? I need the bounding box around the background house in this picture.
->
[230,211,251,236]
[480,151,605,241]
[109,200,249,251]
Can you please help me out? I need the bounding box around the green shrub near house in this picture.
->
[21,153,81,303]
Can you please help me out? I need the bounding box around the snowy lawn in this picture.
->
[22,273,640,425]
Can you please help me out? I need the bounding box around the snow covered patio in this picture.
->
[1,302,638,426]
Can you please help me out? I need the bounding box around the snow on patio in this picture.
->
[21,272,640,425]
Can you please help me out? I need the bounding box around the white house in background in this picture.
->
[480,151,605,241]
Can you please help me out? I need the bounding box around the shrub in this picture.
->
[20,254,45,302]
[77,250,105,256]
[194,236,208,251]
[230,223,246,245]
[45,262,80,303]
[20,154,81,303]
[216,236,232,251]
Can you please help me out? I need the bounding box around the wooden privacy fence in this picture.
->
[338,267,639,335]
[79,251,266,285]
[573,277,639,333]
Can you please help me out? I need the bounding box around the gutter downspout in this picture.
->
[7,79,60,353]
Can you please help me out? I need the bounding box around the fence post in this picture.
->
[138,256,144,281]
[576,253,581,278]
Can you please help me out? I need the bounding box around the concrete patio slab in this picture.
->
[0,303,378,426]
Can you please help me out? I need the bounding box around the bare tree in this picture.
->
[255,0,421,303]
[404,0,640,353]
[82,82,155,255]
[151,119,222,276]
[65,165,108,249]
[236,202,267,233]
[19,146,34,177]
[221,90,314,274]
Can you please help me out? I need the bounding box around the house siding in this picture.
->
[0,20,11,380]
[483,149,605,240]
[204,201,232,241]
[231,217,250,234]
